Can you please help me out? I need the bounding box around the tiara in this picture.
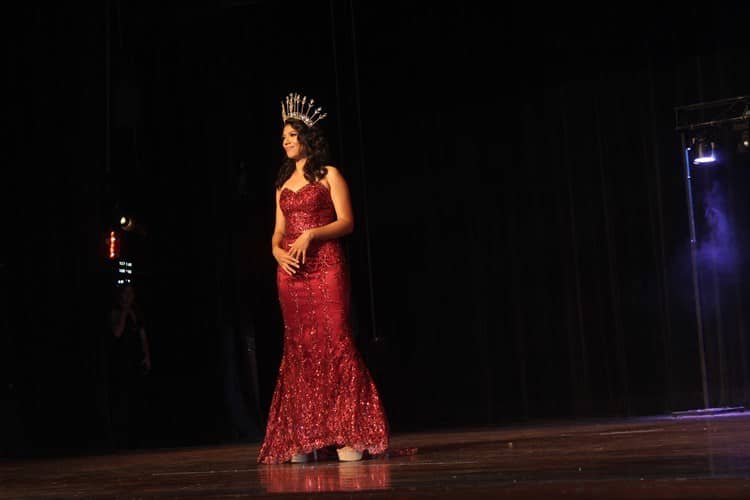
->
[281,92,327,128]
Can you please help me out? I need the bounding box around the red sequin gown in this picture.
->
[257,182,389,464]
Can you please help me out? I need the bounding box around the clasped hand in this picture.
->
[288,230,313,263]
[274,230,314,275]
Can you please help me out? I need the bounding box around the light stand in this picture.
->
[673,96,750,417]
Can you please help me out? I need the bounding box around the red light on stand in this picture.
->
[108,231,119,259]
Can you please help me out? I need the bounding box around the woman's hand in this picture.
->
[273,246,300,275]
[287,230,314,265]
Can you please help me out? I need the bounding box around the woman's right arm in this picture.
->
[272,189,299,275]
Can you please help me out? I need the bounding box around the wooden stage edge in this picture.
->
[3,412,750,499]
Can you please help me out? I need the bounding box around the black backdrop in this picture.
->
[4,2,750,456]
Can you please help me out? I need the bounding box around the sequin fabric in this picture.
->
[257,182,389,464]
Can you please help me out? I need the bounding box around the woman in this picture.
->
[257,93,389,464]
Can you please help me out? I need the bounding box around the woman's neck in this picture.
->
[295,158,307,172]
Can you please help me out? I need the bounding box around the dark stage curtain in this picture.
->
[5,2,750,456]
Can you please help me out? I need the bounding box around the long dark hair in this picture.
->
[275,118,331,190]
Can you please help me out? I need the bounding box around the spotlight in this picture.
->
[690,136,717,165]
[120,216,135,232]
[118,215,147,237]
[738,129,749,153]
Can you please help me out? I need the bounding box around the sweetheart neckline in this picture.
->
[281,182,329,195]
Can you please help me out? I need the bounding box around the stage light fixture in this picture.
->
[120,215,135,232]
[690,136,717,165]
[118,214,147,236]
[738,129,749,153]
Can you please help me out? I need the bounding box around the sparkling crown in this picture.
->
[281,92,327,128]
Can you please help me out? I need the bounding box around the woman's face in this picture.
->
[282,124,305,161]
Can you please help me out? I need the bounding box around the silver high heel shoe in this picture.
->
[336,446,363,462]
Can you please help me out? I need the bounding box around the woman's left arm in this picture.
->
[287,166,354,263]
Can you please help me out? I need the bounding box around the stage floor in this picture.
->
[3,412,750,498]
